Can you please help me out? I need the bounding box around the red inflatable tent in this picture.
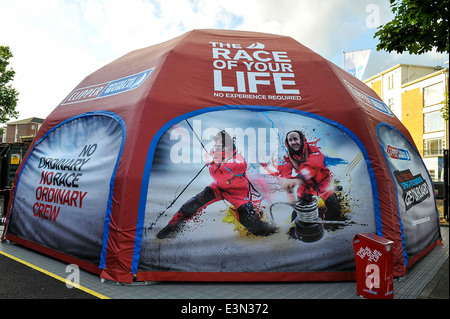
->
[2,29,442,283]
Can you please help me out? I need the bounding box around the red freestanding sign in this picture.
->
[353,233,394,299]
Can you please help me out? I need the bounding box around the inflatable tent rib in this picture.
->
[2,29,442,283]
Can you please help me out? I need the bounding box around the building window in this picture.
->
[423,138,443,156]
[388,98,394,110]
[424,82,444,107]
[387,74,394,90]
[424,111,445,133]
[429,169,436,180]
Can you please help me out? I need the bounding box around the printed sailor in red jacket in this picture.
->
[276,130,341,220]
[156,130,275,239]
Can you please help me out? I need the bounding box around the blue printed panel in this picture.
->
[8,114,124,264]
[377,123,440,260]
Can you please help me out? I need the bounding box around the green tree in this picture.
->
[442,92,449,121]
[374,0,449,55]
[0,45,19,123]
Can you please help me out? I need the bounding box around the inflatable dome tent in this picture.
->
[2,29,442,283]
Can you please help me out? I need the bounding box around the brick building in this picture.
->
[3,117,45,144]
[364,64,449,182]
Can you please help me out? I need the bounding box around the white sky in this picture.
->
[1,0,448,121]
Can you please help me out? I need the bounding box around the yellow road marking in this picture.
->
[0,250,110,299]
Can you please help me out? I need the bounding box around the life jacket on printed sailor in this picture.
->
[278,130,333,201]
[208,132,249,192]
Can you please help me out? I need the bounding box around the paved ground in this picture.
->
[417,257,449,299]
[0,252,97,299]
[0,225,448,303]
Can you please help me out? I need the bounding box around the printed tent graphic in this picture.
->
[2,30,442,283]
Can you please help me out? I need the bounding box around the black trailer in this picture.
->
[0,143,29,221]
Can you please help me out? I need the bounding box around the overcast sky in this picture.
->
[1,0,448,121]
